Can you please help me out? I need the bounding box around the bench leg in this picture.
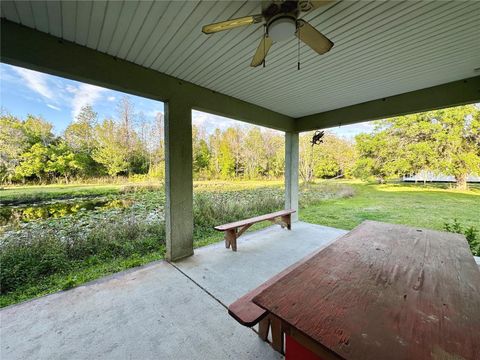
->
[281,214,292,230]
[225,229,237,251]
[225,232,230,249]
[258,314,285,354]
[270,315,284,354]
[258,317,270,341]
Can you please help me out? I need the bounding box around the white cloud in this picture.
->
[192,110,267,135]
[70,83,105,120]
[326,121,375,139]
[192,110,240,133]
[145,109,163,118]
[107,96,116,101]
[12,67,54,100]
[47,104,61,111]
[65,85,77,94]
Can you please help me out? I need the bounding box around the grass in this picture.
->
[0,250,165,308]
[0,183,123,205]
[1,179,478,308]
[300,180,480,231]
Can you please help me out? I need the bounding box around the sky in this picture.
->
[0,63,372,138]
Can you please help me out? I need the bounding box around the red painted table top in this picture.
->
[253,221,480,360]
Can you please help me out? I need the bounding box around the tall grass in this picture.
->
[0,181,354,305]
[0,216,165,294]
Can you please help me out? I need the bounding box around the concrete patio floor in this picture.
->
[0,222,347,360]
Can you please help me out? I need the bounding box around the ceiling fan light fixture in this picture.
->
[267,16,297,42]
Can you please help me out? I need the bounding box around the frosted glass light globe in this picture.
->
[268,17,296,42]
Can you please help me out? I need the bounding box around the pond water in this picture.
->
[0,198,132,226]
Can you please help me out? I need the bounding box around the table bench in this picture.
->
[214,209,295,251]
[228,246,325,353]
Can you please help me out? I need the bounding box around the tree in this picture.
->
[432,105,480,189]
[148,112,165,178]
[192,125,210,176]
[386,111,441,182]
[45,141,82,182]
[223,127,244,177]
[64,104,98,152]
[92,119,128,176]
[209,129,222,177]
[0,112,27,183]
[14,143,49,182]
[243,127,265,179]
[299,132,316,183]
[218,134,236,179]
[354,105,480,188]
[23,115,54,146]
[313,133,357,179]
[354,130,402,182]
[64,104,99,177]
[117,96,136,153]
[299,132,357,182]
[115,96,150,175]
[263,130,284,178]
[354,120,424,182]
[208,127,243,179]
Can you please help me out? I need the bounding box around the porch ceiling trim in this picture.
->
[295,76,480,132]
[0,19,294,132]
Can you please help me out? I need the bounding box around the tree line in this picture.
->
[1,97,478,189]
[1,97,164,183]
[354,105,480,189]
[0,95,356,184]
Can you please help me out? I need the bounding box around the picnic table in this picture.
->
[231,220,480,360]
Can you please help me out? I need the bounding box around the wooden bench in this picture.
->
[214,209,295,251]
[228,246,326,354]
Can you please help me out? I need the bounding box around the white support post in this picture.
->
[164,100,194,261]
[285,132,299,222]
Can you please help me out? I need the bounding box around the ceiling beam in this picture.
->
[0,19,294,132]
[295,76,480,132]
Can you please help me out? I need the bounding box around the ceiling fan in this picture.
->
[202,0,334,68]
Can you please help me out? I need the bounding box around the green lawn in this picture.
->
[0,183,123,205]
[301,181,479,231]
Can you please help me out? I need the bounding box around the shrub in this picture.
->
[0,232,70,294]
[444,219,479,256]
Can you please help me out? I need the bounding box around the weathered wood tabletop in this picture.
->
[252,220,480,360]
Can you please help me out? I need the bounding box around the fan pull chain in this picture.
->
[297,22,301,70]
[263,25,267,68]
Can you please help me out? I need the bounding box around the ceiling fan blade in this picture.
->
[250,35,273,67]
[202,15,263,34]
[296,20,334,55]
[298,0,334,12]
[310,1,335,10]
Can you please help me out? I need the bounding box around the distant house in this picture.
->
[403,171,480,183]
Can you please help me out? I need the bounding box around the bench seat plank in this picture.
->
[214,209,295,232]
[228,244,329,327]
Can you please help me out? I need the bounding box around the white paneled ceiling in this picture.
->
[2,0,479,117]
